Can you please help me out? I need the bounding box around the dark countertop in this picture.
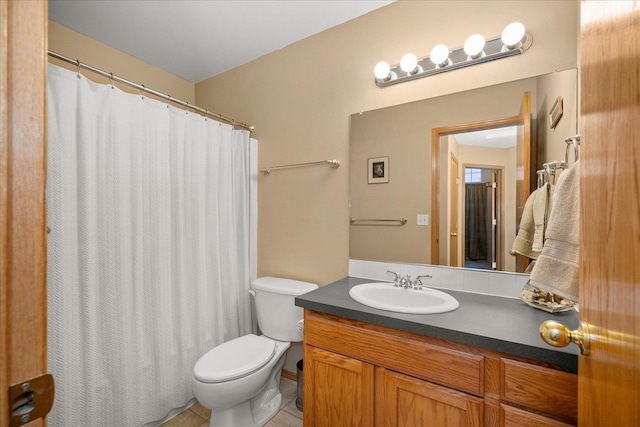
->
[295,276,580,373]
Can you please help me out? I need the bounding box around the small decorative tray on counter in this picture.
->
[519,282,575,313]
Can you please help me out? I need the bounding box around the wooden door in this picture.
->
[449,154,459,267]
[515,91,531,273]
[381,368,483,427]
[303,346,374,427]
[0,1,49,426]
[489,171,497,270]
[578,1,639,425]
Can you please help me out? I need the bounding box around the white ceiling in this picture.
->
[48,0,394,83]
[454,126,517,149]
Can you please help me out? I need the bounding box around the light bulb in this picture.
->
[464,34,485,58]
[430,44,450,66]
[374,61,391,80]
[400,53,419,73]
[501,22,525,48]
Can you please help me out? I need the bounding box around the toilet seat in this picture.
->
[193,334,276,383]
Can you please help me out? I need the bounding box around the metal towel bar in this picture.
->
[260,159,340,175]
[350,217,407,225]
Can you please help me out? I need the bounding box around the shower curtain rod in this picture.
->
[48,50,254,132]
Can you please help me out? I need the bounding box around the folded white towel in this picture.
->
[532,182,555,252]
[530,161,580,302]
[511,188,541,259]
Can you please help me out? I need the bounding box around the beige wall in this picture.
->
[196,1,579,286]
[535,69,580,182]
[48,21,195,104]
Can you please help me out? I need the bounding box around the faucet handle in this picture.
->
[413,274,432,290]
[387,270,401,287]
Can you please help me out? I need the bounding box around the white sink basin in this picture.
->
[349,282,459,314]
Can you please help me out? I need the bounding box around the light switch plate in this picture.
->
[417,214,429,226]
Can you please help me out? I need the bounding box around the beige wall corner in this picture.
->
[48,20,195,104]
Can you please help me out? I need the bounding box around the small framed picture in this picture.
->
[368,156,389,184]
[549,96,563,129]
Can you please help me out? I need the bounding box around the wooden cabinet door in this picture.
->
[502,404,574,427]
[303,346,374,427]
[381,369,483,427]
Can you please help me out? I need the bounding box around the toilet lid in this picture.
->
[193,334,276,383]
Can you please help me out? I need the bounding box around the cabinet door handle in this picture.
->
[450,232,457,237]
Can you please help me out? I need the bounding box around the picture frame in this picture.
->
[368,156,389,184]
[549,96,563,129]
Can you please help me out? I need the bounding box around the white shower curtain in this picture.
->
[46,63,254,426]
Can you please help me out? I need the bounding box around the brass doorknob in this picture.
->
[540,320,591,356]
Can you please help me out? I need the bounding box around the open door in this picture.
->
[577,1,639,424]
[0,1,51,426]
[449,154,459,267]
[514,91,531,273]
[489,171,498,270]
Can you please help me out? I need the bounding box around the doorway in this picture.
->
[463,167,500,270]
[431,92,530,273]
[439,124,515,271]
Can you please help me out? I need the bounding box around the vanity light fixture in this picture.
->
[374,22,532,88]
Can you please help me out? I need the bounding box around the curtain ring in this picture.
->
[76,59,81,78]
[140,84,145,99]
[109,72,114,89]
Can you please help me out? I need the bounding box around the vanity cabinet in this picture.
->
[303,310,576,427]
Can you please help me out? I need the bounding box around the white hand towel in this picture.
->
[511,188,541,259]
[530,160,580,302]
[532,182,555,252]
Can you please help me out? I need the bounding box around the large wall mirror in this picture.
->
[349,68,577,272]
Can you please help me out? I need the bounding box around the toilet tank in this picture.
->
[252,277,318,342]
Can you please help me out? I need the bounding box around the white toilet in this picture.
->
[192,276,317,427]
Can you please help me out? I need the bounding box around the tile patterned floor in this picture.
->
[161,377,303,427]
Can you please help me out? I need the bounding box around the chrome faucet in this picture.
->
[387,271,432,290]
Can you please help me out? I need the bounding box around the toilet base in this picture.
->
[207,347,286,427]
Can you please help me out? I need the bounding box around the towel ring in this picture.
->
[564,135,580,166]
